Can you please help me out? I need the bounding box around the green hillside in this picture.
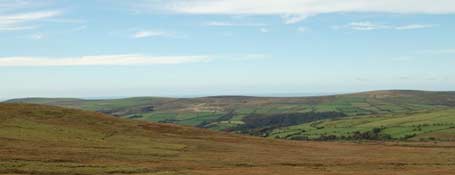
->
[270,109,455,141]
[1,103,455,175]
[7,90,455,141]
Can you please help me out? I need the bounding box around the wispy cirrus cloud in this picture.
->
[0,10,62,31]
[0,55,211,67]
[162,0,455,14]
[395,24,434,30]
[343,21,389,31]
[281,14,310,24]
[334,21,435,31]
[132,30,170,38]
[0,0,64,31]
[132,0,455,24]
[204,21,266,27]
[131,29,186,39]
[0,53,270,67]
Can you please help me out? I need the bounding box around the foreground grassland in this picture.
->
[7,90,455,141]
[1,103,455,175]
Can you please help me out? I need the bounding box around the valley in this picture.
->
[8,90,455,141]
[1,103,455,175]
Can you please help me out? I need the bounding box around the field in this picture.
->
[270,109,455,141]
[7,90,455,141]
[2,103,455,175]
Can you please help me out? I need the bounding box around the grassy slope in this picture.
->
[7,90,455,140]
[270,109,455,141]
[2,103,455,175]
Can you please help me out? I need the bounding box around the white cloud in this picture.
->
[336,21,434,31]
[0,55,211,67]
[345,21,388,30]
[131,30,188,39]
[132,30,168,38]
[297,27,306,32]
[146,0,455,23]
[0,10,61,31]
[0,10,61,21]
[205,21,266,27]
[281,14,309,24]
[131,29,188,39]
[395,24,434,30]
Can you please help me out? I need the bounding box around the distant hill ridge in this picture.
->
[6,90,455,141]
[7,90,455,102]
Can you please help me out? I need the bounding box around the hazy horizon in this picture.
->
[4,89,455,101]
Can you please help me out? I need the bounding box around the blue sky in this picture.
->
[1,0,454,99]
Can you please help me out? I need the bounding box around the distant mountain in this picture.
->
[7,90,455,141]
[1,103,455,174]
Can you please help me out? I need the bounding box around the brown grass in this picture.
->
[1,103,455,175]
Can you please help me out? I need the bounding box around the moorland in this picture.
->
[1,103,455,175]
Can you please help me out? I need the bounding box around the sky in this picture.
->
[1,0,454,99]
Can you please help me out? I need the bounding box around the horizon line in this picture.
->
[3,89,455,102]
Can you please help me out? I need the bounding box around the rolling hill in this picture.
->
[270,109,455,141]
[6,90,455,141]
[1,103,455,175]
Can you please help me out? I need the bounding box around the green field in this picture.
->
[7,90,455,141]
[269,109,455,141]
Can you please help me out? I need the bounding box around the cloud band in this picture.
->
[0,55,210,66]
